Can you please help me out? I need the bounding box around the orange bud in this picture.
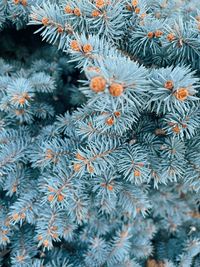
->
[134,170,141,177]
[70,40,81,51]
[92,10,101,17]
[38,235,43,241]
[167,33,175,42]
[12,213,19,221]
[64,5,72,14]
[18,97,26,105]
[13,0,20,4]
[83,44,93,53]
[48,194,54,202]
[21,0,27,6]
[57,194,64,202]
[114,111,121,117]
[87,66,100,73]
[76,153,85,160]
[52,233,58,239]
[155,30,163,38]
[109,83,123,97]
[147,32,154,38]
[74,7,81,16]
[135,7,140,14]
[12,185,17,192]
[57,26,64,33]
[90,76,106,92]
[48,186,55,192]
[126,5,132,11]
[45,149,54,159]
[107,184,113,191]
[16,255,25,262]
[164,80,174,90]
[172,125,180,133]
[106,117,114,126]
[174,88,189,101]
[74,163,81,172]
[95,0,105,8]
[42,17,49,26]
[88,164,94,173]
[140,13,146,19]
[132,0,138,7]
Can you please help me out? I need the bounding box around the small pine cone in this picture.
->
[164,80,174,90]
[109,83,123,97]
[83,44,93,53]
[174,88,189,101]
[90,76,106,92]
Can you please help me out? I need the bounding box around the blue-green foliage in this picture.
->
[1,0,200,266]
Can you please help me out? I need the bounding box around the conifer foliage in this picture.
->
[1,0,200,266]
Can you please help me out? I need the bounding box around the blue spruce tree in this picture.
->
[0,0,200,266]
